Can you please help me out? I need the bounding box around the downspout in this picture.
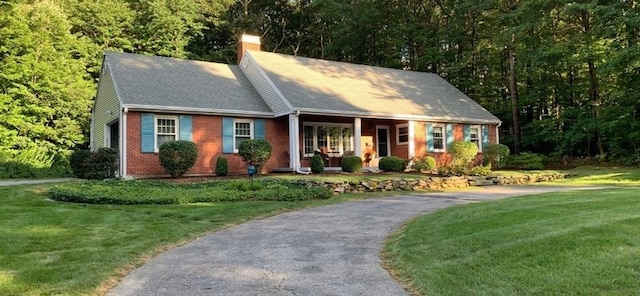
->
[496,122,502,144]
[120,107,128,178]
[293,110,310,175]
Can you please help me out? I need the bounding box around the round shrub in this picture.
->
[341,156,363,172]
[159,141,198,178]
[238,139,272,171]
[69,149,91,178]
[310,154,325,174]
[486,143,510,169]
[379,156,405,172]
[413,156,436,172]
[86,147,118,180]
[215,156,229,176]
[448,141,478,168]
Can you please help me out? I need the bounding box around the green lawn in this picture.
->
[384,187,640,295]
[0,184,376,296]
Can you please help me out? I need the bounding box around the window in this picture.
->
[396,124,409,145]
[155,116,178,151]
[432,124,445,151]
[469,125,481,152]
[234,119,253,152]
[302,123,353,157]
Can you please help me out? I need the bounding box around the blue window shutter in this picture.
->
[482,125,490,150]
[222,117,234,153]
[254,119,265,140]
[141,113,154,153]
[427,123,434,152]
[464,124,471,141]
[446,124,454,149]
[179,115,193,141]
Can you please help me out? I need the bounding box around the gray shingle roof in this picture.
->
[105,52,273,115]
[246,50,501,123]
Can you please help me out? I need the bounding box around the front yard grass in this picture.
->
[0,184,380,296]
[383,187,640,295]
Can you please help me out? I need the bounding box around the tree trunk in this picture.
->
[508,33,521,154]
[582,10,605,157]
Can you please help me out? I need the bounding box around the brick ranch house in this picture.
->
[90,35,502,178]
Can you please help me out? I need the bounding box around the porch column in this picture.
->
[289,113,300,170]
[408,120,415,159]
[354,117,362,157]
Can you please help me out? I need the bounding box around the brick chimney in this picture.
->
[237,34,261,63]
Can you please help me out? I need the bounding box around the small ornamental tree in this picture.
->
[215,156,229,176]
[485,143,510,169]
[310,154,325,174]
[159,141,198,178]
[238,139,272,172]
[448,141,478,169]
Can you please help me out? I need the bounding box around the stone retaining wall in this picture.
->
[297,173,570,194]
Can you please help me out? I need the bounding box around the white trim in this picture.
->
[469,125,482,152]
[396,123,409,145]
[154,115,179,152]
[90,107,95,151]
[408,121,415,158]
[302,122,354,157]
[295,108,502,125]
[376,125,391,157]
[431,123,447,152]
[288,114,300,170]
[243,51,295,111]
[232,119,254,153]
[496,124,500,144]
[121,109,127,177]
[123,104,274,118]
[354,118,362,157]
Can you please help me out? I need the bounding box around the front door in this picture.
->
[376,126,390,157]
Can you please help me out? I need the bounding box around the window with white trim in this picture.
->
[432,124,445,152]
[302,123,353,157]
[155,116,178,151]
[396,123,409,145]
[470,125,481,152]
[234,119,253,152]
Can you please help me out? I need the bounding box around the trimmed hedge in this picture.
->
[379,156,406,172]
[485,143,510,169]
[507,152,545,170]
[215,156,229,176]
[449,141,478,168]
[310,154,325,174]
[69,148,117,180]
[49,180,333,205]
[0,161,72,179]
[341,156,363,172]
[159,141,198,178]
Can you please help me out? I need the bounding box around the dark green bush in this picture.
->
[485,143,510,169]
[449,141,478,168]
[48,180,332,204]
[70,150,92,178]
[341,156,363,172]
[86,148,118,180]
[238,139,272,171]
[379,156,406,172]
[159,141,198,178]
[506,152,544,170]
[310,154,325,174]
[215,156,228,176]
[0,161,73,179]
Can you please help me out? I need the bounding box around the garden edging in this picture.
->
[298,173,570,194]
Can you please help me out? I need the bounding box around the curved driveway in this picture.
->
[108,186,601,296]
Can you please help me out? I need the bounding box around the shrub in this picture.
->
[215,156,229,176]
[310,154,325,174]
[506,152,544,170]
[470,165,492,176]
[70,150,92,178]
[341,156,363,172]
[379,156,406,172]
[485,143,510,169]
[86,148,118,180]
[238,139,272,171]
[449,141,478,169]
[413,156,436,172]
[159,141,198,178]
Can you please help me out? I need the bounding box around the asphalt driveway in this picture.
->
[108,186,602,296]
